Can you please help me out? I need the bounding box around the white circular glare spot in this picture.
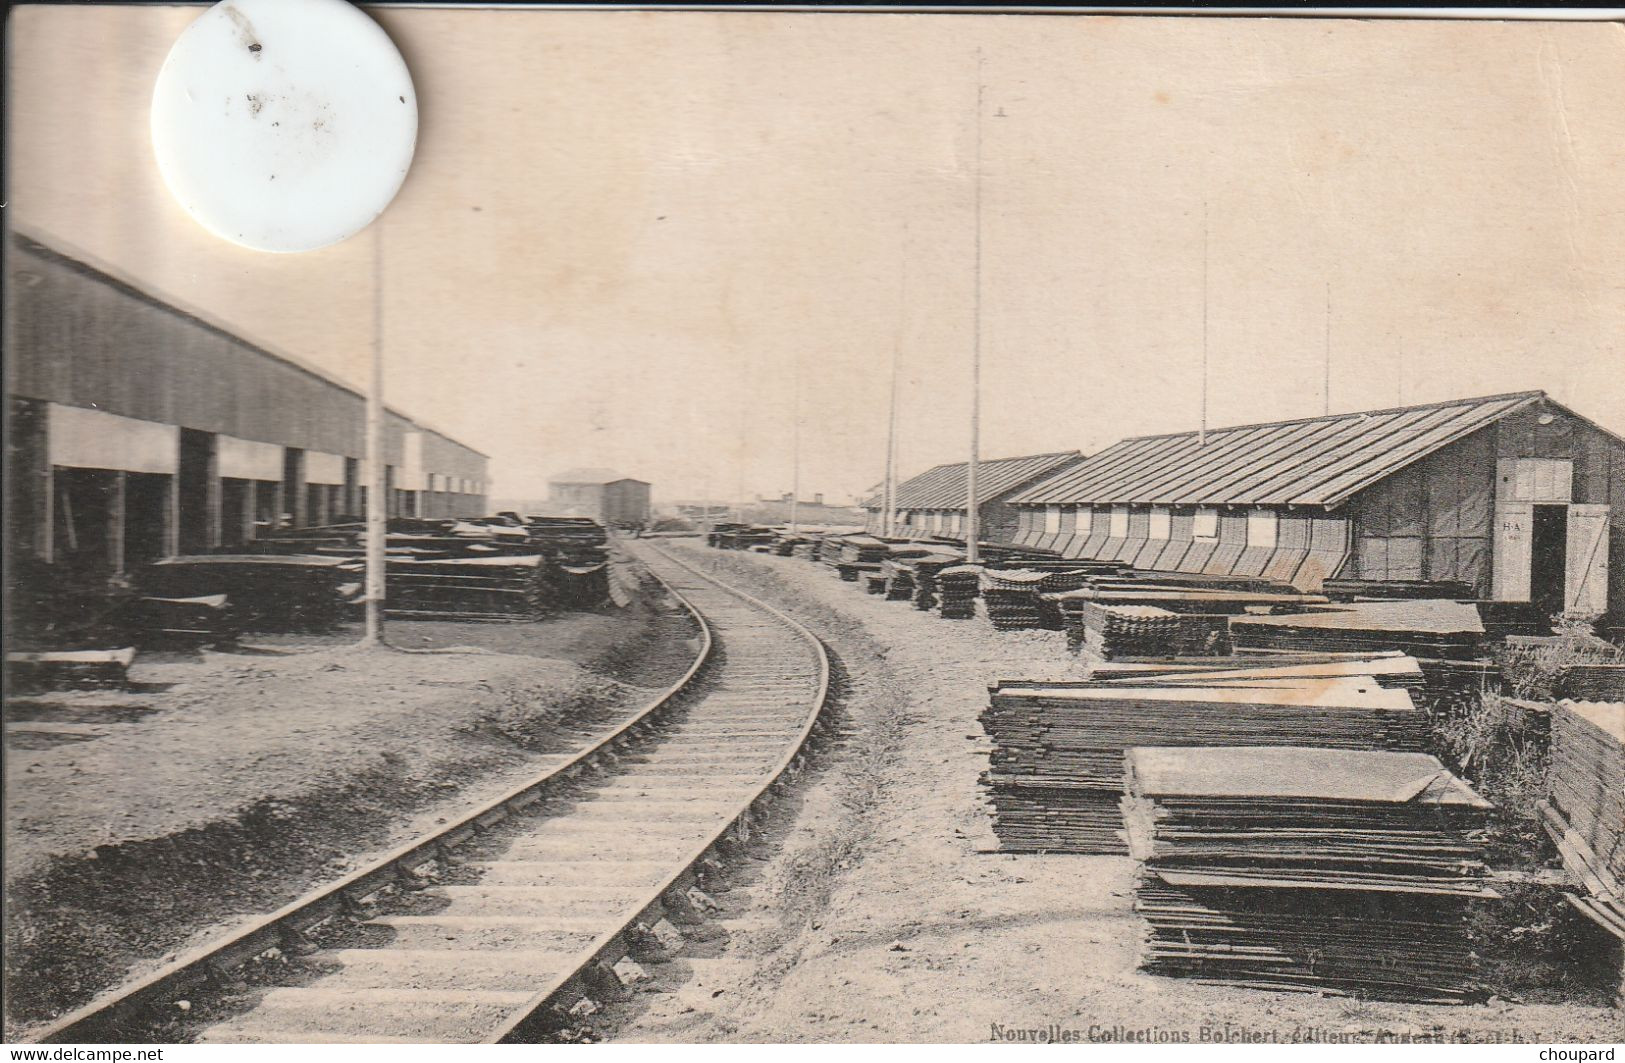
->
[151,0,417,253]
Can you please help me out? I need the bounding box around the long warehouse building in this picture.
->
[1006,391,1624,618]
[5,233,490,578]
[865,451,1086,541]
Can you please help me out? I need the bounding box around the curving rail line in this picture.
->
[31,541,830,1045]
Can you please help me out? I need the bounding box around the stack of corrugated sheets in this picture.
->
[938,565,982,620]
[901,553,962,612]
[1123,745,1494,1003]
[880,558,916,601]
[1541,701,1625,942]
[980,569,1050,630]
[1230,600,1485,660]
[980,654,1429,854]
[1077,603,1182,659]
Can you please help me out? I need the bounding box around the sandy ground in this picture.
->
[3,562,701,1033]
[590,544,1623,1045]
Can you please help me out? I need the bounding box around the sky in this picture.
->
[8,7,1624,504]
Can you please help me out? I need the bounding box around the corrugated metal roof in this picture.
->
[1010,392,1547,508]
[868,451,1084,511]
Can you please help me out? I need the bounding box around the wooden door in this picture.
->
[1492,503,1533,601]
[1565,504,1611,615]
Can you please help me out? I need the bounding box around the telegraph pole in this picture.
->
[965,53,985,563]
[362,223,387,646]
[789,356,801,535]
[1200,201,1210,447]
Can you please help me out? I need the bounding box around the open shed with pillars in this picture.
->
[5,233,490,581]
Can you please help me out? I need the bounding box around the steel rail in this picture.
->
[29,556,716,1045]
[484,541,831,1042]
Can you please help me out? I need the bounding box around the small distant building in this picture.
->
[865,451,1088,542]
[547,468,651,526]
[1008,391,1625,615]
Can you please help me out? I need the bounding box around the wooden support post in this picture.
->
[241,481,256,544]
[108,471,127,575]
[163,473,180,558]
[205,439,223,549]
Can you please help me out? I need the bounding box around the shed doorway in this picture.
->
[1530,504,1568,619]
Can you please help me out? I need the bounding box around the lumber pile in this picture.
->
[135,593,241,644]
[136,555,361,632]
[1558,664,1625,703]
[706,523,775,550]
[1541,701,1625,942]
[1123,745,1494,1003]
[6,648,135,692]
[1322,577,1476,602]
[980,654,1429,853]
[386,555,549,620]
[1230,599,1485,660]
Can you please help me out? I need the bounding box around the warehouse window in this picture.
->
[1193,507,1219,540]
[1109,505,1130,538]
[1247,508,1278,548]
[1044,505,1062,535]
[1076,506,1093,536]
[950,513,964,536]
[1149,506,1171,540]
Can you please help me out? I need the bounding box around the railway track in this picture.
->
[32,542,829,1045]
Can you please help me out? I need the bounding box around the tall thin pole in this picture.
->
[362,224,386,645]
[1323,280,1333,416]
[789,357,801,535]
[883,225,907,539]
[965,52,984,564]
[1200,201,1210,447]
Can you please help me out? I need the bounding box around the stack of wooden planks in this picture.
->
[1123,745,1494,1003]
[1230,600,1485,660]
[387,555,549,620]
[1541,701,1625,943]
[1322,578,1476,602]
[980,653,1429,854]
[1559,664,1625,702]
[5,648,136,692]
[136,555,361,632]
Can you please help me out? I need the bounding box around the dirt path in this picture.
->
[3,560,700,1035]
[590,544,1622,1045]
